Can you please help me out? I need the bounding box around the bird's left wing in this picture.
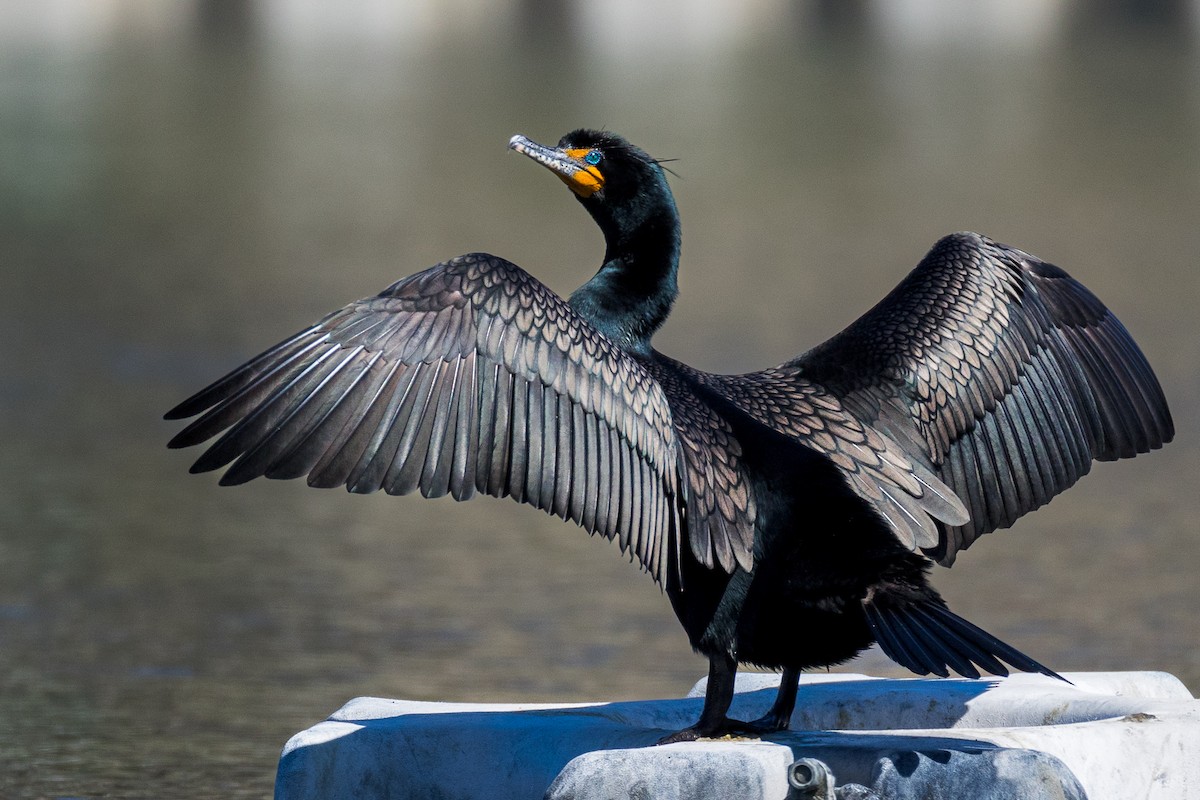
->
[794,232,1173,564]
[166,253,682,583]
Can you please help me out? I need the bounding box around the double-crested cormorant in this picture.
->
[166,130,1173,742]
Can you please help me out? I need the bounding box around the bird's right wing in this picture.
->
[165,253,682,583]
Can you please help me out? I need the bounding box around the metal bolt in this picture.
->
[788,757,835,798]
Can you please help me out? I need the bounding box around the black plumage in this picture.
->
[166,129,1173,741]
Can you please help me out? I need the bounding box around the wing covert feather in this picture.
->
[644,362,759,574]
[689,366,969,552]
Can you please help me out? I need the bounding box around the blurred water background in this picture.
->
[1,1,1198,797]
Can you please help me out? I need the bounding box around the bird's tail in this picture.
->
[863,596,1064,682]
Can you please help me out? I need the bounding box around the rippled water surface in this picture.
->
[2,12,1198,799]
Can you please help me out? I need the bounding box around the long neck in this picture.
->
[568,200,681,354]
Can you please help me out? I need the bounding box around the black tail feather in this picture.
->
[865,599,1065,682]
[867,605,929,675]
[908,604,993,677]
[877,605,950,677]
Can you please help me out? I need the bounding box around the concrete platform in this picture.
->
[275,671,1200,800]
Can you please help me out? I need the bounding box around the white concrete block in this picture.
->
[275,671,1200,800]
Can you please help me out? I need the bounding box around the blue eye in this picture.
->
[584,150,602,165]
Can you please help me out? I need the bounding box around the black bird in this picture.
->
[165,130,1173,742]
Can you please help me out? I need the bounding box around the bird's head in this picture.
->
[509,129,678,254]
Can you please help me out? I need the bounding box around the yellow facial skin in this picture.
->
[508,135,606,199]
[562,148,605,198]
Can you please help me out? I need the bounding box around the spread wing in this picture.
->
[797,232,1173,564]
[166,253,682,583]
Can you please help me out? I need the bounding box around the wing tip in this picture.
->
[216,469,255,486]
[163,405,190,422]
[164,396,213,423]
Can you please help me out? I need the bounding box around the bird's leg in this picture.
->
[745,666,800,733]
[657,651,757,744]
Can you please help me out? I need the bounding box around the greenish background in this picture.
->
[2,2,1197,797]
